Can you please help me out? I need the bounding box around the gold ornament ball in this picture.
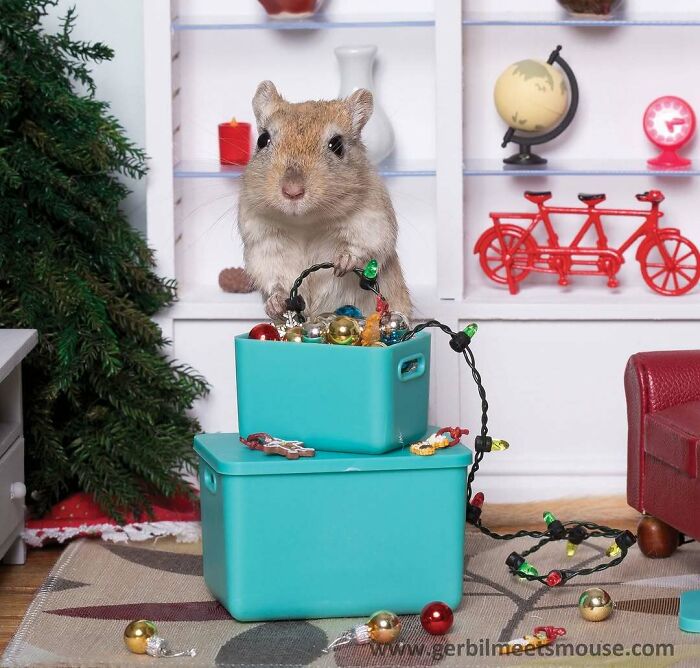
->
[327,316,361,345]
[578,588,613,622]
[124,619,157,654]
[367,610,401,644]
[284,326,304,343]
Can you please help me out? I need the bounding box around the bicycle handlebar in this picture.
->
[636,190,665,204]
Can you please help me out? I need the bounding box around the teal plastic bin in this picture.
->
[235,331,431,454]
[195,431,471,621]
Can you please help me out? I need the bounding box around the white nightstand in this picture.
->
[0,330,37,565]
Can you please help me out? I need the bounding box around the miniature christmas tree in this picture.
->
[0,0,208,519]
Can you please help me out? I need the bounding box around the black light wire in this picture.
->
[287,263,638,586]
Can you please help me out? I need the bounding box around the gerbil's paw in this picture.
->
[264,291,288,318]
[334,253,362,277]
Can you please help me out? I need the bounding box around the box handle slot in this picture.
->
[398,353,426,382]
[203,466,217,494]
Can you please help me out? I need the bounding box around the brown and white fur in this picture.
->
[238,81,411,318]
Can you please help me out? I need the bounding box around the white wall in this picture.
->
[45,0,147,234]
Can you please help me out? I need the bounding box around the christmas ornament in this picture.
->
[283,326,304,343]
[335,304,363,319]
[579,588,613,622]
[499,627,566,655]
[326,610,401,651]
[249,323,281,341]
[301,319,327,343]
[380,311,410,345]
[409,427,469,456]
[361,312,381,346]
[317,312,337,324]
[420,601,454,635]
[123,620,196,658]
[240,433,315,459]
[273,310,301,338]
[327,316,361,345]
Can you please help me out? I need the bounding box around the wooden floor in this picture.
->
[0,496,640,654]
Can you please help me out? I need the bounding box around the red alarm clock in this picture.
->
[643,96,696,169]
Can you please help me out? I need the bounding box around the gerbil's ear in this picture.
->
[345,88,373,136]
[253,81,283,129]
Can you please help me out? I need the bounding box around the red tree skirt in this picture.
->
[23,492,201,546]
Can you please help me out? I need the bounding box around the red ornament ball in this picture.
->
[420,601,454,635]
[248,323,281,341]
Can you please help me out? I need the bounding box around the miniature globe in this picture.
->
[494,59,569,134]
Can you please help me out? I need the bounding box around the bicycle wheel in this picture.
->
[639,233,700,296]
[476,225,538,285]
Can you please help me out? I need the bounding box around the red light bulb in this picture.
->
[545,570,563,587]
[471,492,485,509]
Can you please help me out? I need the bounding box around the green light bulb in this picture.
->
[543,511,557,527]
[363,259,378,280]
[464,323,478,339]
[517,562,539,578]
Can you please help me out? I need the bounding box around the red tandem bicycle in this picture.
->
[474,190,700,296]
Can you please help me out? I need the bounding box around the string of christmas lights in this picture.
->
[285,260,638,587]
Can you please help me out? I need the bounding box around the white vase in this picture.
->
[335,45,395,165]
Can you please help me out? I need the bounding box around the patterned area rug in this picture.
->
[3,530,700,667]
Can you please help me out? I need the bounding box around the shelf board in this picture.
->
[460,283,700,321]
[463,159,700,178]
[168,283,700,323]
[173,13,434,31]
[462,13,700,27]
[174,159,436,180]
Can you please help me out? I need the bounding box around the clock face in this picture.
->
[644,96,696,148]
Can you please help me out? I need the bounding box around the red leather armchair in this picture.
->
[626,350,700,542]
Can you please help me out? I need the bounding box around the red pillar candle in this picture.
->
[218,119,252,165]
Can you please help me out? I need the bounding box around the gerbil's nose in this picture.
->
[282,182,305,200]
[281,166,305,200]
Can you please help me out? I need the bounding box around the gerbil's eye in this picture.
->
[328,135,344,158]
[257,131,271,150]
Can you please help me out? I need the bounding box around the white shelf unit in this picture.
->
[144,0,700,502]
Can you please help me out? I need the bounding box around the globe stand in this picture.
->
[500,45,579,167]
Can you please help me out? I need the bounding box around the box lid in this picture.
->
[194,430,472,476]
[680,590,700,633]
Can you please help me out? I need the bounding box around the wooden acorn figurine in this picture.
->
[636,516,681,558]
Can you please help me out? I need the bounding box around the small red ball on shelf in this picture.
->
[248,324,281,341]
[420,601,454,635]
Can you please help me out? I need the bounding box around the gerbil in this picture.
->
[238,81,411,319]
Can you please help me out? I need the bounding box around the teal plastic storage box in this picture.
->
[235,331,431,454]
[195,431,471,621]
